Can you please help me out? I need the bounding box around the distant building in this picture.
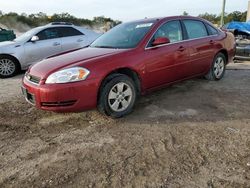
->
[247,0,250,21]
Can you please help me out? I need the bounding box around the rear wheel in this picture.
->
[98,74,137,118]
[205,53,226,81]
[0,56,19,78]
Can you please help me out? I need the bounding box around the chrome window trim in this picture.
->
[145,18,219,50]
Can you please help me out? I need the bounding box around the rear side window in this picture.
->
[59,27,84,37]
[206,24,219,35]
[37,28,60,40]
[183,20,208,39]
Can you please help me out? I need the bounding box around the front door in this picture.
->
[144,20,190,89]
[24,27,62,66]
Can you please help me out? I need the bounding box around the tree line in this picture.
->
[0,11,121,31]
[0,10,247,32]
[196,11,247,24]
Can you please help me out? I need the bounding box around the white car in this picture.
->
[0,22,100,78]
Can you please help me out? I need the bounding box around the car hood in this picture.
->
[0,41,22,52]
[29,47,129,79]
[0,41,17,47]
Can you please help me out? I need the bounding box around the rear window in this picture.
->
[206,24,219,35]
[183,20,208,39]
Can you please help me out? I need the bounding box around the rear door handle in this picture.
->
[210,40,215,44]
[178,46,186,52]
[53,42,60,46]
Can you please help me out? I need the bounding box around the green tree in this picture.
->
[224,11,247,23]
[198,13,220,24]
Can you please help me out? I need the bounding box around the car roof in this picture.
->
[127,16,206,24]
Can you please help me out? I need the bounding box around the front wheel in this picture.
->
[98,74,137,118]
[0,56,19,78]
[205,53,226,81]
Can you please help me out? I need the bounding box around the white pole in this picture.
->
[220,0,226,26]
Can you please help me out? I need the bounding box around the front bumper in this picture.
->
[22,77,99,112]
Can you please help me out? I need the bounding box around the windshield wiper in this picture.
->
[91,45,115,49]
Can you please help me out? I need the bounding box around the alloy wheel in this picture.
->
[213,56,225,79]
[108,82,133,112]
[0,59,16,76]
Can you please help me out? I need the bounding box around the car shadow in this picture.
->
[120,70,250,125]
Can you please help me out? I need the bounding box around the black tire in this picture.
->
[0,55,20,78]
[205,52,226,81]
[98,74,137,118]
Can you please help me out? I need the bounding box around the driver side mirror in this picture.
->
[152,37,170,46]
[31,36,39,42]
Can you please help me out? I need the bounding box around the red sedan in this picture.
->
[22,16,235,118]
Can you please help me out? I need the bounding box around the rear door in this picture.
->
[58,27,86,52]
[182,19,215,76]
[24,27,62,65]
[144,20,190,89]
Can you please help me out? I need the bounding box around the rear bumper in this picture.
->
[22,77,99,112]
[235,45,250,60]
[234,55,250,61]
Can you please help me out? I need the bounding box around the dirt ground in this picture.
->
[0,62,250,188]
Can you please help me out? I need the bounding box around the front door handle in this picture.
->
[178,46,186,52]
[53,42,60,46]
[77,39,83,42]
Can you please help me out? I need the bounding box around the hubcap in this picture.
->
[0,59,15,76]
[213,57,224,79]
[108,82,133,112]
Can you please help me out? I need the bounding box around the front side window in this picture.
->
[36,28,60,40]
[91,21,156,49]
[148,20,183,47]
[183,20,208,39]
[59,27,84,37]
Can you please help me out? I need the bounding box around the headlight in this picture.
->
[45,67,90,84]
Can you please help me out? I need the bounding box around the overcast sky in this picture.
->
[0,0,248,21]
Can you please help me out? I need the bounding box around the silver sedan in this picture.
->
[0,22,100,78]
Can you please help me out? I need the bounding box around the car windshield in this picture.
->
[90,21,156,49]
[14,27,41,42]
